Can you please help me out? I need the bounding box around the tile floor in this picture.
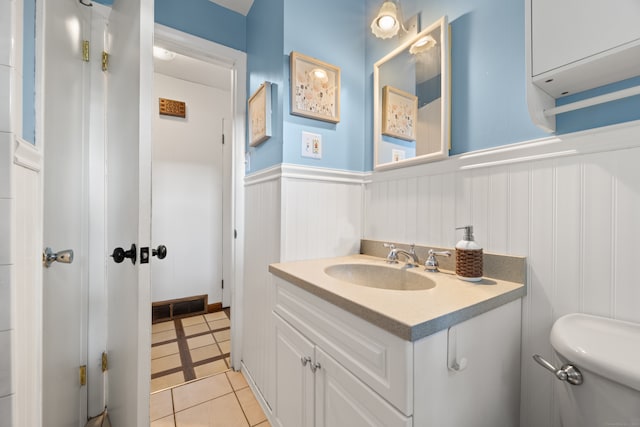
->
[151,311,232,392]
[151,311,271,426]
[150,370,270,427]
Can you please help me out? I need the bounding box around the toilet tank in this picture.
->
[550,313,640,427]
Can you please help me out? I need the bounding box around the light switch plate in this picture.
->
[301,131,322,159]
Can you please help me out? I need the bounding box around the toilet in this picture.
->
[547,313,640,427]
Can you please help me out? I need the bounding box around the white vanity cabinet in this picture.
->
[271,276,522,427]
[274,314,411,427]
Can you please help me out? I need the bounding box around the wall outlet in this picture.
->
[392,149,405,162]
[301,131,322,159]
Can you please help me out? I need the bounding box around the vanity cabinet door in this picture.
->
[315,348,412,427]
[274,314,315,427]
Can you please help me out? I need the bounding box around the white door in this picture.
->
[104,0,153,424]
[41,1,90,425]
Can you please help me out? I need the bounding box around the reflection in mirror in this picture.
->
[374,16,450,170]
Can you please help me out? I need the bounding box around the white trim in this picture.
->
[245,120,640,186]
[153,24,247,370]
[370,120,640,181]
[13,136,42,172]
[245,164,368,186]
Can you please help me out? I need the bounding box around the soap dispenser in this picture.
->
[455,225,483,282]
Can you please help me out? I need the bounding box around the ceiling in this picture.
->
[209,0,254,16]
[154,52,231,91]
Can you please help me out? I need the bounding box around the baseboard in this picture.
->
[240,361,275,424]
[208,302,223,313]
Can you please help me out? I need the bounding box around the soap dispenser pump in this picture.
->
[455,225,483,282]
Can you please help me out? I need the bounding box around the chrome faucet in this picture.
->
[384,243,420,268]
[424,249,451,272]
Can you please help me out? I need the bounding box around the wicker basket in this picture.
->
[455,248,483,279]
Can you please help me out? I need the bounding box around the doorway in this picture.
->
[150,22,247,383]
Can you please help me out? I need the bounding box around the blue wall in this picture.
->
[22,0,36,144]
[246,0,285,172]
[155,0,246,52]
[246,0,367,173]
[556,76,640,134]
[282,0,366,172]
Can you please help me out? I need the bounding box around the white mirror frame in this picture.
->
[373,15,450,171]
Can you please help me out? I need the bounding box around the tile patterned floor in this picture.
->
[150,370,270,427]
[151,311,271,427]
[151,311,232,393]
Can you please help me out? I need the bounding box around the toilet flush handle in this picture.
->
[533,354,583,385]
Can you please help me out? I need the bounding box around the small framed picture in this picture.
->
[382,85,418,141]
[290,51,340,123]
[248,81,272,147]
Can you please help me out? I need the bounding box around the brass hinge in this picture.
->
[80,365,87,386]
[101,51,109,72]
[101,352,108,372]
[82,40,90,62]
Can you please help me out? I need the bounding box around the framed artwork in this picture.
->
[290,51,340,123]
[248,81,272,147]
[381,85,418,141]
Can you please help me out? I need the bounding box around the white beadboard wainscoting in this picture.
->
[364,121,640,427]
[242,164,365,415]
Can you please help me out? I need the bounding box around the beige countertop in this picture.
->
[269,254,526,342]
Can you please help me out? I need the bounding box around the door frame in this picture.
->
[153,24,246,369]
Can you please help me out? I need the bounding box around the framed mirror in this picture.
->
[373,16,450,170]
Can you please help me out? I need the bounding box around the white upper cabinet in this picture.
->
[526,0,640,130]
[532,0,640,77]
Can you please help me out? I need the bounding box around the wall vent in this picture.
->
[152,294,208,323]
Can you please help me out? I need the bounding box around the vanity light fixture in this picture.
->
[371,0,404,39]
[409,35,437,55]
[153,46,176,61]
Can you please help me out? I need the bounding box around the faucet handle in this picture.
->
[424,249,451,272]
[383,243,398,264]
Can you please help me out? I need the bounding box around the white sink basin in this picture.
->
[324,263,436,291]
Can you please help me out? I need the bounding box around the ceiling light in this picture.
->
[153,46,176,61]
[371,1,401,39]
[410,35,437,55]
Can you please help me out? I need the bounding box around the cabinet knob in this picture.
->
[301,356,312,367]
[310,362,321,373]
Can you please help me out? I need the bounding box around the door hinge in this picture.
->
[82,40,90,62]
[80,365,87,386]
[101,352,108,372]
[222,133,225,145]
[102,51,109,72]
[234,229,237,239]
[221,279,224,289]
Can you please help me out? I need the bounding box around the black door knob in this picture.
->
[152,245,167,260]
[111,243,137,265]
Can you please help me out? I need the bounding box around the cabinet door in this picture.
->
[532,0,640,75]
[274,314,315,427]
[315,348,412,427]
